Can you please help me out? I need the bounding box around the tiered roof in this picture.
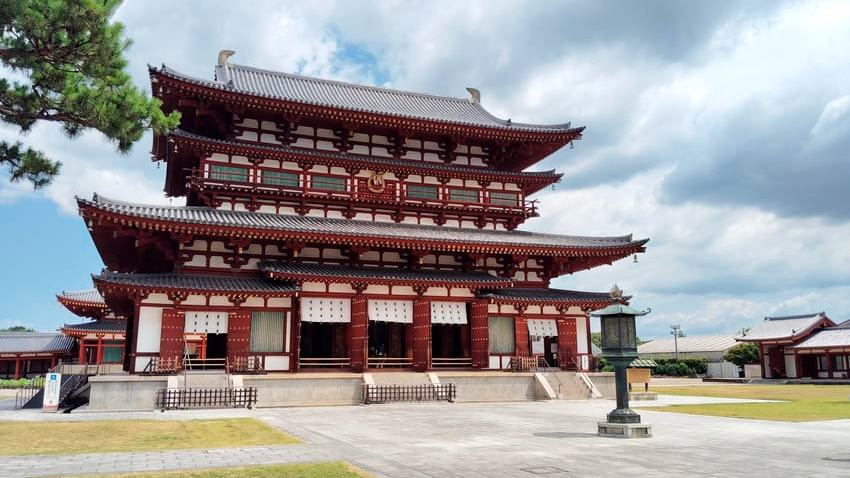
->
[738,312,835,343]
[261,263,513,288]
[57,288,108,319]
[61,320,127,336]
[0,333,75,355]
[93,272,299,297]
[479,287,623,309]
[79,194,647,259]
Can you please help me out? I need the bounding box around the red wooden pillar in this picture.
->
[514,314,529,356]
[78,339,86,364]
[412,296,431,372]
[556,317,577,370]
[96,336,104,364]
[50,355,57,369]
[227,310,252,361]
[826,350,833,379]
[349,293,368,372]
[159,309,185,361]
[470,299,489,368]
[14,358,21,380]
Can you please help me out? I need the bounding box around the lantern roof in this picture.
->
[590,303,651,317]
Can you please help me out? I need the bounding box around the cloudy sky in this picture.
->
[2,0,849,339]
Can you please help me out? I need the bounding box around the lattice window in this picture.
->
[489,191,519,207]
[312,175,347,191]
[488,316,515,354]
[261,170,299,187]
[209,165,249,183]
[448,188,479,203]
[250,311,284,352]
[406,184,439,200]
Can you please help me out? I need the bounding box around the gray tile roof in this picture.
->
[638,335,739,354]
[478,287,620,303]
[260,262,512,286]
[61,320,127,334]
[0,333,75,354]
[154,64,579,134]
[93,272,298,294]
[738,312,832,341]
[788,326,850,349]
[57,289,105,305]
[80,194,648,252]
[170,129,560,181]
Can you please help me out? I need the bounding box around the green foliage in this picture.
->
[591,331,601,348]
[601,365,614,372]
[0,377,39,387]
[0,0,180,187]
[723,342,760,368]
[0,325,35,332]
[651,358,708,377]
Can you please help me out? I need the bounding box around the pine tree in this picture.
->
[0,0,180,187]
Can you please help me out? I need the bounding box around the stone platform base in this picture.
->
[597,421,653,438]
[630,391,658,400]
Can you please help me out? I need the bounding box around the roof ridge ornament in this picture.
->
[216,49,236,83]
[609,284,623,301]
[466,87,480,104]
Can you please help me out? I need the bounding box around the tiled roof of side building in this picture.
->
[62,320,127,334]
[153,64,582,135]
[170,129,562,181]
[79,194,649,252]
[261,262,512,286]
[93,272,299,294]
[638,335,739,354]
[478,288,622,303]
[0,333,75,354]
[788,327,850,349]
[57,288,106,305]
[738,312,834,341]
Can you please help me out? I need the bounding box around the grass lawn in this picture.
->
[54,462,371,478]
[641,384,850,421]
[0,418,300,455]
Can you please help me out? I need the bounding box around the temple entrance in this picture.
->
[368,321,410,368]
[206,333,227,359]
[431,324,471,368]
[299,322,349,368]
[800,355,818,378]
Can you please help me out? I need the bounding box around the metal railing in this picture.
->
[362,383,456,404]
[58,373,88,405]
[182,357,226,371]
[431,357,473,368]
[14,379,44,410]
[298,357,351,368]
[155,387,257,410]
[367,357,413,369]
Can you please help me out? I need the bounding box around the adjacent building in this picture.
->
[738,312,850,379]
[70,51,647,376]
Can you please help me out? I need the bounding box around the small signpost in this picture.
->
[42,373,61,411]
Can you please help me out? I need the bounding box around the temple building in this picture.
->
[57,289,126,370]
[738,312,850,379]
[73,51,648,376]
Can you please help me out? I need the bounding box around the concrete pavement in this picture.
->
[1,396,848,477]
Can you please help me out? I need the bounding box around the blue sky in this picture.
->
[2,0,850,339]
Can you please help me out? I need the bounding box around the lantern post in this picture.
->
[591,285,653,438]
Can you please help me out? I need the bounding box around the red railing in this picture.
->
[188,168,538,215]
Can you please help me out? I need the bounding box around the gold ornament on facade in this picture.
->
[367,171,386,193]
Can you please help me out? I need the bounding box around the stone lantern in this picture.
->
[591,285,653,438]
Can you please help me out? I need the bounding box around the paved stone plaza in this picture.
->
[1,396,848,477]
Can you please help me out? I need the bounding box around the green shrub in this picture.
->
[602,365,615,372]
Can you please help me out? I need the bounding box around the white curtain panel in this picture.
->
[431,301,468,324]
[184,311,229,334]
[368,299,413,324]
[300,297,351,323]
[527,319,558,337]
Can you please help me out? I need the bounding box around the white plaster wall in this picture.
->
[267,297,291,308]
[264,356,290,371]
[136,307,163,353]
[576,317,588,354]
[784,354,797,378]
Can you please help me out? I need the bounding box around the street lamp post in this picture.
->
[592,285,653,439]
[671,324,681,360]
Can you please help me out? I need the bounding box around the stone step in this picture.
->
[369,372,432,386]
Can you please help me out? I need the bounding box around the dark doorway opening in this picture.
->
[206,333,227,360]
[368,321,407,359]
[300,322,348,358]
[432,324,469,358]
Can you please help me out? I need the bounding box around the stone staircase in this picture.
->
[368,372,433,386]
[543,371,594,399]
